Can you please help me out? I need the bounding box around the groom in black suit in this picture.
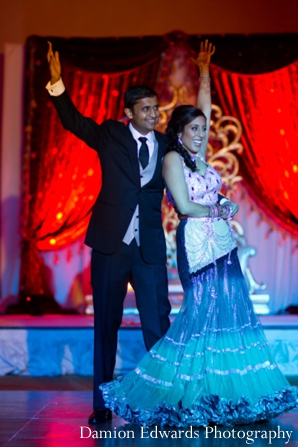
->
[47,43,171,424]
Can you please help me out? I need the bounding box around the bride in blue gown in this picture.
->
[100,41,298,427]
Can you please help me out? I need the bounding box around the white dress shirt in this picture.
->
[128,122,155,162]
[46,78,65,96]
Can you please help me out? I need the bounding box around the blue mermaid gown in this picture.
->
[100,161,298,427]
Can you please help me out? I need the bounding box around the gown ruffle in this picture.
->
[100,245,298,427]
[100,163,298,427]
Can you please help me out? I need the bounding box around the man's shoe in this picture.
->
[88,409,112,424]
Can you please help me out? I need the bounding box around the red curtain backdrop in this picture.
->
[212,61,298,237]
[20,33,298,299]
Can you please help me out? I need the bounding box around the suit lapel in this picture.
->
[121,125,140,184]
[141,131,167,187]
[154,130,167,164]
[118,126,167,185]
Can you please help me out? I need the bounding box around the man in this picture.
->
[46,42,171,424]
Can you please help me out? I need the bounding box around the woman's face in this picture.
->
[179,116,207,155]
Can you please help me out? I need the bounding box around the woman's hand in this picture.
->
[47,41,61,85]
[226,201,239,216]
[190,39,215,73]
[218,201,239,220]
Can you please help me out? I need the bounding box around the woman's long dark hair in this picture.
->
[166,105,206,172]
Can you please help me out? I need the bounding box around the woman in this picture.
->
[100,41,298,427]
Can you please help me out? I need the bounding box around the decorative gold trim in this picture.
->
[208,104,243,199]
[158,85,191,130]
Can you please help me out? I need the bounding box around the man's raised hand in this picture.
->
[47,41,61,85]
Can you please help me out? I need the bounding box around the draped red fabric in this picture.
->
[21,56,162,294]
[211,62,298,237]
[20,34,298,298]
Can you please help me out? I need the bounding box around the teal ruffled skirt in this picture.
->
[100,221,298,427]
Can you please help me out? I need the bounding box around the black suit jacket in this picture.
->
[51,90,167,265]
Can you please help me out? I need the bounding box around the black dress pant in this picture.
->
[91,240,171,411]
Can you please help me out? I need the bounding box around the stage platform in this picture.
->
[0,313,298,378]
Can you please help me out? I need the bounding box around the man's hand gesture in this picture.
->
[47,41,61,85]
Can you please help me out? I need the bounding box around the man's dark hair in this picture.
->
[124,85,157,110]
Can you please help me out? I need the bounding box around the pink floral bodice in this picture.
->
[167,159,222,208]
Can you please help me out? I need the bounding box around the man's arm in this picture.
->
[46,42,107,151]
[191,42,239,218]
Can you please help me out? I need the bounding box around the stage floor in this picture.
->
[0,390,298,447]
[1,315,298,446]
[0,315,298,377]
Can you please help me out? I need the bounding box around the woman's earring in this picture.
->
[178,135,182,145]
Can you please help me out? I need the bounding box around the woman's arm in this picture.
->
[163,152,235,220]
[162,152,210,218]
[190,40,215,158]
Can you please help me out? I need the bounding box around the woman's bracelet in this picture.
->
[208,204,233,220]
[219,204,233,220]
[208,204,219,218]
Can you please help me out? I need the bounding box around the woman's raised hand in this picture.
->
[190,39,215,71]
[47,41,61,85]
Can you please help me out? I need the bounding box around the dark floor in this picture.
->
[0,388,297,447]
[1,375,298,390]
[0,375,93,391]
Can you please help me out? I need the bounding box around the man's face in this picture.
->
[125,97,160,135]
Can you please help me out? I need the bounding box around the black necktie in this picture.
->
[138,137,149,169]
